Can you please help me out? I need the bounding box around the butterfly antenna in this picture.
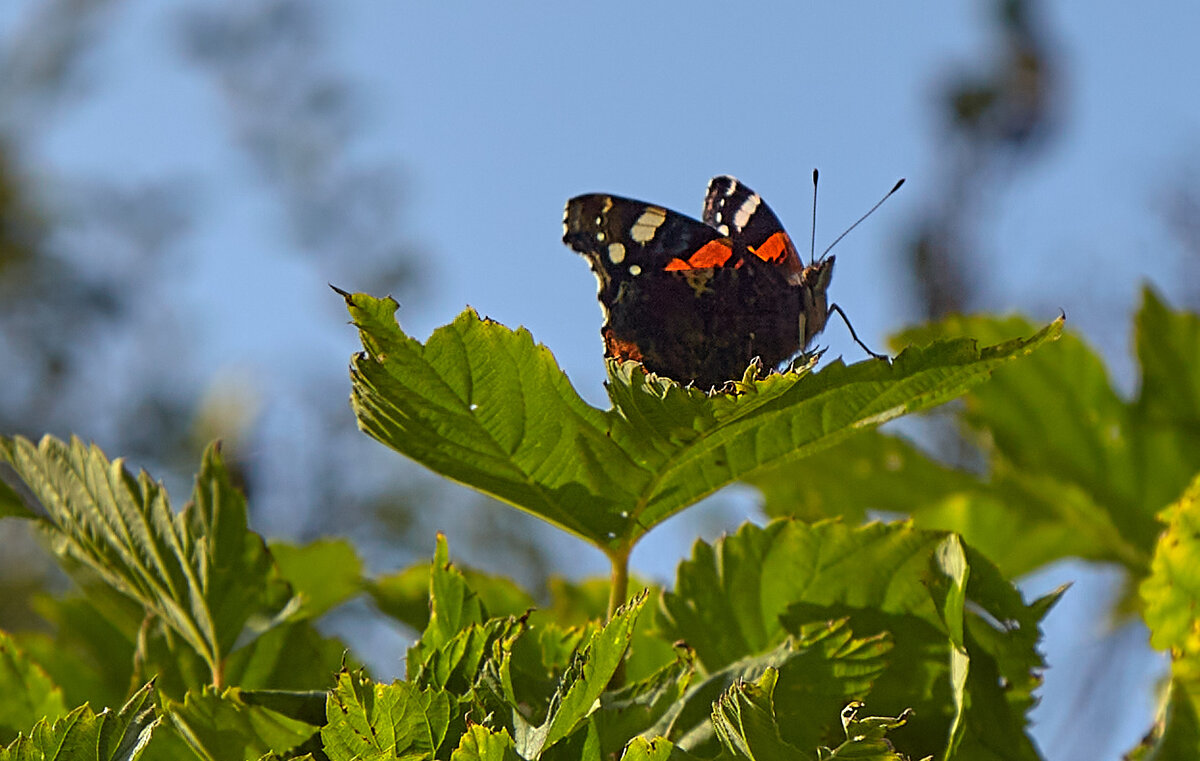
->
[819,178,906,260]
[810,168,819,266]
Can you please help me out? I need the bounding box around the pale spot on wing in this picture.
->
[629,264,643,276]
[630,207,667,243]
[733,194,761,229]
[607,242,626,264]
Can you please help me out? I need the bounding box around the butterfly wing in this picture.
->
[702,175,804,279]
[563,193,733,305]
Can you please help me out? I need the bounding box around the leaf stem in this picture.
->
[607,546,630,622]
[606,546,631,689]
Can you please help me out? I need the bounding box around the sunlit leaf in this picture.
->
[320,668,451,761]
[1142,473,1200,688]
[0,437,291,680]
[517,592,646,759]
[659,519,1048,760]
[345,296,1060,552]
[1,682,160,761]
[451,725,521,761]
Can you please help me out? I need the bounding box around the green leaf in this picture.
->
[751,427,980,524]
[406,534,488,680]
[895,307,1200,572]
[237,690,327,728]
[820,700,916,761]
[0,436,291,680]
[20,591,139,711]
[711,667,805,760]
[590,655,693,757]
[451,725,521,761]
[0,631,68,744]
[320,668,452,761]
[517,592,647,758]
[166,687,315,761]
[221,621,348,692]
[369,556,536,635]
[1125,679,1200,760]
[659,519,1049,760]
[345,297,1060,552]
[1137,287,1200,425]
[1142,472,1200,688]
[618,736,685,761]
[646,621,889,757]
[0,474,32,519]
[1,681,160,761]
[532,578,673,684]
[661,521,953,672]
[268,539,363,619]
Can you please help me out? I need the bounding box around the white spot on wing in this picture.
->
[607,242,626,264]
[724,179,738,197]
[629,264,642,276]
[716,224,729,236]
[630,207,667,243]
[595,231,606,242]
[733,194,761,229]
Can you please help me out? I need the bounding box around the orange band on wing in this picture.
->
[603,329,644,362]
[686,240,734,267]
[752,232,791,264]
[664,240,733,271]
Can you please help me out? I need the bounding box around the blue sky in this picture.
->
[6,2,1200,758]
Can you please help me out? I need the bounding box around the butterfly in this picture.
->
[563,173,897,389]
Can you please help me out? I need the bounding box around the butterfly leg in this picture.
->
[829,304,889,361]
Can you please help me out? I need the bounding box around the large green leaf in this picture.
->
[345,295,1060,552]
[0,682,160,761]
[658,519,1052,761]
[646,620,891,756]
[1137,287,1200,426]
[0,631,68,745]
[710,668,806,761]
[268,539,363,620]
[0,437,291,681]
[320,668,452,761]
[516,593,647,759]
[755,427,1128,578]
[889,297,1200,574]
[766,298,1200,579]
[165,687,316,761]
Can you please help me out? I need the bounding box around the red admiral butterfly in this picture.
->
[563,173,901,389]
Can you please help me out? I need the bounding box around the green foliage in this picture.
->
[754,288,1200,581]
[0,682,159,761]
[0,438,291,685]
[6,294,1200,758]
[0,632,68,745]
[321,668,452,761]
[344,296,1060,555]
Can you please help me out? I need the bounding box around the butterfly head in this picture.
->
[797,255,835,348]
